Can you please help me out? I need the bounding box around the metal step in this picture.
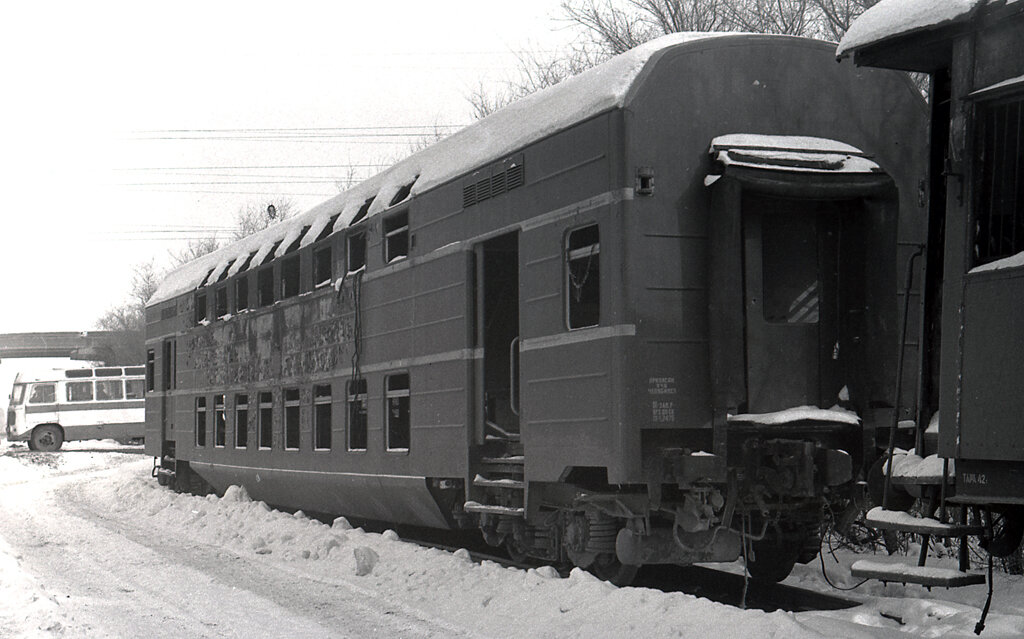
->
[463,501,525,517]
[473,474,525,490]
[851,559,985,588]
[865,507,983,537]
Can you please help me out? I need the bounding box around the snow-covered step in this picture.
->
[864,507,983,537]
[885,452,951,486]
[851,559,985,588]
[463,501,525,517]
[472,475,525,490]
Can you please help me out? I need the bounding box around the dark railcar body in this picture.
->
[146,33,927,581]
[840,0,1024,589]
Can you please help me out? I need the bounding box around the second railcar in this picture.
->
[146,32,928,583]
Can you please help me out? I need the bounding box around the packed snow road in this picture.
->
[2,441,1024,638]
[0,445,466,638]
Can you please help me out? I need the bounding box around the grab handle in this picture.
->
[509,336,520,416]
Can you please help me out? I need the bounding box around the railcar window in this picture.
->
[125,379,144,400]
[215,286,228,318]
[195,397,207,447]
[96,380,123,401]
[284,389,300,450]
[281,255,300,299]
[146,350,155,392]
[973,95,1024,266]
[347,379,367,451]
[258,392,273,449]
[194,291,209,324]
[314,245,332,287]
[258,267,274,306]
[384,211,409,263]
[67,381,94,402]
[235,394,249,448]
[28,384,55,404]
[348,230,366,273]
[762,211,819,324]
[236,275,250,311]
[314,385,332,450]
[385,374,410,451]
[214,394,226,447]
[566,225,601,329]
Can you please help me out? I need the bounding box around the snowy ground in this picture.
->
[2,440,1023,638]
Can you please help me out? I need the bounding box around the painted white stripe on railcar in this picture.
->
[358,347,483,374]
[520,324,636,352]
[191,461,422,481]
[362,188,634,282]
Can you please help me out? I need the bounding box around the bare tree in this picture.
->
[169,235,221,267]
[232,199,295,241]
[94,261,163,362]
[725,0,815,35]
[469,45,605,118]
[469,0,880,119]
[814,0,878,41]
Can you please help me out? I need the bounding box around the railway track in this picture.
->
[393,526,860,614]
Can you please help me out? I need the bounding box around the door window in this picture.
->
[28,384,55,404]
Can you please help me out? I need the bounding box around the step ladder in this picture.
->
[850,504,985,587]
[852,446,987,588]
[464,455,525,518]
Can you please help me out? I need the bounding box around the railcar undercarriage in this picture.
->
[466,420,858,585]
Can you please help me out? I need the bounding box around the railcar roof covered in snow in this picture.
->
[149,31,767,306]
[836,0,1021,57]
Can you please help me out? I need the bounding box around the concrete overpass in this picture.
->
[0,332,131,363]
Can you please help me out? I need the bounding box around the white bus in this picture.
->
[5,366,146,451]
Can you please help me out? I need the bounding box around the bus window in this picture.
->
[10,384,25,406]
[28,384,55,404]
[96,380,124,401]
[125,379,145,400]
[67,381,94,402]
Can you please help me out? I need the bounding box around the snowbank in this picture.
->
[64,465,1024,638]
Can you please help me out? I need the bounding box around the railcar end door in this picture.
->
[743,195,840,413]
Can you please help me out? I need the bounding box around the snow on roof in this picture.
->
[149,31,744,306]
[728,405,861,426]
[836,0,1021,57]
[709,134,880,174]
[969,249,1024,273]
[711,134,864,154]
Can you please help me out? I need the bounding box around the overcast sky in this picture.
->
[0,0,576,337]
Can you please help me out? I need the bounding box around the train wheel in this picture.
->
[588,553,639,586]
[31,426,63,452]
[505,537,529,563]
[747,531,799,583]
[981,508,1024,558]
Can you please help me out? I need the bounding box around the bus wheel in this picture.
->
[32,426,64,452]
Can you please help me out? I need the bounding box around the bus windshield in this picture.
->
[10,383,25,406]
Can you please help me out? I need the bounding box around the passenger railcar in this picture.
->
[146,33,927,583]
[840,0,1024,597]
